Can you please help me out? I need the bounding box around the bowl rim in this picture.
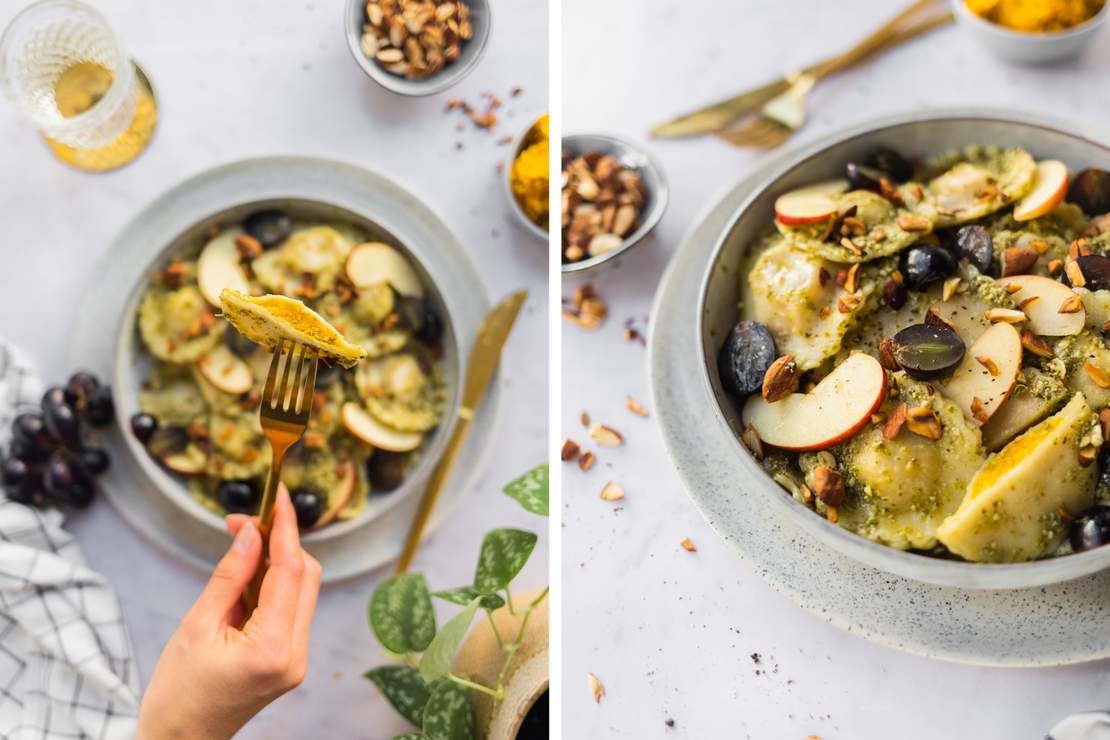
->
[114,185,465,545]
[951,0,1110,40]
[343,0,492,97]
[560,132,669,275]
[502,114,550,242]
[695,106,1110,589]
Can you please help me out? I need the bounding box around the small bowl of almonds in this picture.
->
[561,134,668,275]
[346,0,491,96]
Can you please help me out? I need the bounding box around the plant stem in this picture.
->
[528,586,549,608]
[505,585,515,616]
[448,672,501,700]
[486,609,505,649]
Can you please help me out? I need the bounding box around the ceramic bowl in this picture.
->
[951,0,1109,64]
[697,110,1110,589]
[115,192,461,545]
[560,133,668,276]
[344,0,491,96]
[503,115,549,242]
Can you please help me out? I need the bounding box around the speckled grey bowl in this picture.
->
[344,0,490,96]
[561,133,668,275]
[697,109,1110,590]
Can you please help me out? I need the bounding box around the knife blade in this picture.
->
[395,289,528,574]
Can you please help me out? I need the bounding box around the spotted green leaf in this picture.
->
[422,680,475,740]
[433,587,505,611]
[419,597,480,682]
[503,463,549,516]
[365,665,433,727]
[393,734,424,740]
[473,528,538,595]
[370,574,437,654]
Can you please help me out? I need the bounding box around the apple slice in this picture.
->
[197,229,251,307]
[195,345,254,395]
[160,446,206,475]
[939,322,1022,426]
[1013,160,1068,222]
[310,460,357,530]
[774,179,849,226]
[996,274,1085,336]
[341,401,423,452]
[345,242,425,298]
[741,353,887,452]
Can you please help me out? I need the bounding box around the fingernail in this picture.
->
[233,520,255,552]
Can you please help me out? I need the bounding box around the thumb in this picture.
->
[190,519,262,628]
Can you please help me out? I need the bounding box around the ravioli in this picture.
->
[251,225,357,295]
[138,363,209,425]
[139,285,225,363]
[1054,331,1110,410]
[927,146,1036,227]
[937,393,1098,562]
[777,189,932,263]
[834,375,985,550]
[744,237,885,370]
[356,353,445,432]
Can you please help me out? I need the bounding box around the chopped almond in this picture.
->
[1059,294,1083,314]
[1079,445,1098,467]
[679,537,697,552]
[812,466,845,507]
[740,426,763,460]
[578,450,596,472]
[1021,331,1054,358]
[599,481,625,501]
[561,439,580,462]
[626,397,648,417]
[1066,260,1087,288]
[942,277,961,302]
[970,396,989,424]
[588,673,605,703]
[844,263,860,294]
[986,308,1026,324]
[838,294,862,314]
[883,403,907,439]
[1002,247,1038,276]
[1083,360,1110,389]
[761,355,799,403]
[905,406,942,440]
[878,337,899,372]
[589,423,624,447]
[1047,259,1063,276]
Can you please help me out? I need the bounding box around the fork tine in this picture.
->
[276,340,296,410]
[289,343,309,412]
[297,353,318,415]
[263,339,284,405]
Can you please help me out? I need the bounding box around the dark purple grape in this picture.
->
[717,321,777,398]
[225,326,256,357]
[899,244,957,291]
[844,162,885,191]
[130,413,159,445]
[2,457,30,489]
[866,147,913,183]
[368,451,408,493]
[41,386,67,411]
[82,386,114,428]
[1074,255,1110,292]
[955,225,995,275]
[217,480,259,514]
[882,279,908,310]
[1070,505,1110,552]
[891,323,966,380]
[63,371,99,408]
[1067,169,1110,216]
[244,209,292,247]
[43,457,78,497]
[8,437,38,463]
[146,426,187,457]
[415,306,444,347]
[12,413,53,458]
[291,488,323,528]
[78,447,110,476]
[43,401,82,451]
[315,363,342,387]
[1100,446,1110,491]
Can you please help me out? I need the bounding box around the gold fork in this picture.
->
[720,4,953,149]
[242,339,319,615]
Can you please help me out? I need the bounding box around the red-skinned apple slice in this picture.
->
[939,322,1022,426]
[310,459,357,530]
[197,229,251,307]
[195,345,254,395]
[774,179,849,226]
[341,401,423,452]
[741,353,887,451]
[996,274,1085,336]
[1013,160,1068,222]
[345,242,424,298]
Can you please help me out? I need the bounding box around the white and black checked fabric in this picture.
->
[0,342,140,739]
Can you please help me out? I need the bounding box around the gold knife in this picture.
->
[395,289,528,574]
[651,0,948,138]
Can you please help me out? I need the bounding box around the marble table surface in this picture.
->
[561,1,1110,738]
[0,1,548,738]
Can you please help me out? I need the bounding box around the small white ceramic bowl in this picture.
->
[560,133,668,276]
[952,0,1109,64]
[344,0,491,96]
[698,110,1110,589]
[502,115,549,242]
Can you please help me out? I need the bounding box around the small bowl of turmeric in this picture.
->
[954,0,1109,64]
[505,114,550,242]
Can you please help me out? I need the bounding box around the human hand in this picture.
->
[136,485,321,740]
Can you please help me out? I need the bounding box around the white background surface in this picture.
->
[0,1,548,738]
[562,1,1110,739]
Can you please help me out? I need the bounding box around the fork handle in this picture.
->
[242,441,291,617]
[809,0,947,80]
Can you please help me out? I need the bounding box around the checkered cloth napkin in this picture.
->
[0,341,140,739]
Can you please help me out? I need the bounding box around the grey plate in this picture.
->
[560,133,668,275]
[70,156,498,583]
[650,108,1110,665]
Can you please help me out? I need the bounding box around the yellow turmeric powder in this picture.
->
[510,114,549,229]
[966,0,1105,33]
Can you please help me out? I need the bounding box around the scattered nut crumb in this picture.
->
[626,396,648,417]
[561,439,580,462]
[588,673,605,703]
[578,450,596,471]
[589,423,624,447]
[679,537,696,552]
[600,481,625,501]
